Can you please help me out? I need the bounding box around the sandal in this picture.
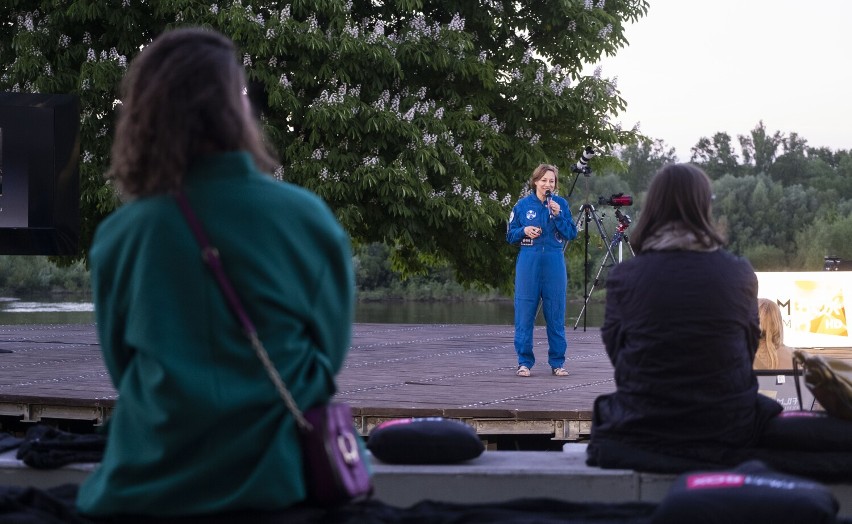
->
[552,367,569,377]
[516,365,531,377]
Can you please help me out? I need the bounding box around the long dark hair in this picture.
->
[108,27,277,198]
[631,163,726,252]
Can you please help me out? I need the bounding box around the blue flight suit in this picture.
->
[506,192,577,369]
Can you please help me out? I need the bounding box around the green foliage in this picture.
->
[354,241,395,290]
[1,0,648,292]
[743,244,787,271]
[689,132,741,179]
[687,121,852,271]
[0,256,90,294]
[794,215,852,270]
[354,242,502,300]
[583,123,852,278]
[738,120,782,175]
[616,137,676,193]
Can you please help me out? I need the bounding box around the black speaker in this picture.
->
[0,92,80,255]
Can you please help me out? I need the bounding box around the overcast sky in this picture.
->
[587,0,852,161]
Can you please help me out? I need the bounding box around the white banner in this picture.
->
[756,272,851,348]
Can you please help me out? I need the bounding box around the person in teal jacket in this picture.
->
[506,164,577,377]
[76,28,359,518]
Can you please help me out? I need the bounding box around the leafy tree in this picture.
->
[1,0,648,291]
[690,132,740,179]
[799,147,852,199]
[353,242,394,291]
[0,256,90,294]
[738,120,782,175]
[615,136,676,193]
[743,244,787,271]
[766,131,809,186]
[794,214,852,270]
[712,174,823,260]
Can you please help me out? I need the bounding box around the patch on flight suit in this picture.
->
[526,210,537,220]
[521,238,533,246]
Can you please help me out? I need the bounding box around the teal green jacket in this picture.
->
[77,152,355,517]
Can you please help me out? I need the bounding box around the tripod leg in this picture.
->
[573,251,609,330]
[622,235,636,258]
[581,210,591,331]
[590,210,618,266]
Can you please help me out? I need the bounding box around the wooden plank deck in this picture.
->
[338,324,612,441]
[0,323,613,442]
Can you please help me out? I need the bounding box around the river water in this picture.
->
[0,297,605,327]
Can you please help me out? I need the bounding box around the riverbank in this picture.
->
[0,295,606,327]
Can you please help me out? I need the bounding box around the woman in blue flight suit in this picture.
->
[506,164,577,377]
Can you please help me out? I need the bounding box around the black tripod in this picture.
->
[573,206,633,330]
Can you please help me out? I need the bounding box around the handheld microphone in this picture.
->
[545,190,553,218]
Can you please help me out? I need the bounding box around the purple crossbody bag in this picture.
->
[175,191,372,505]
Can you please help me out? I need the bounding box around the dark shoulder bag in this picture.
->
[175,191,372,505]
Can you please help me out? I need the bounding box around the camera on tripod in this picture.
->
[571,146,596,174]
[598,193,633,207]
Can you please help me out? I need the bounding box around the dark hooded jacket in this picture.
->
[587,248,782,467]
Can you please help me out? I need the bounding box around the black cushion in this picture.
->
[760,410,852,452]
[652,460,838,524]
[367,417,484,464]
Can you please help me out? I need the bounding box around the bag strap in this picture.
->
[174,191,313,432]
[793,352,804,411]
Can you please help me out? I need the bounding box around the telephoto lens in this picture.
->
[573,146,596,174]
[598,193,633,207]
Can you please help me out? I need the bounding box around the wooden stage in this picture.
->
[0,323,614,444]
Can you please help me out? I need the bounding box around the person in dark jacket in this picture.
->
[587,164,852,481]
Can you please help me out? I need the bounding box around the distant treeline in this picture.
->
[0,248,503,301]
[0,256,90,297]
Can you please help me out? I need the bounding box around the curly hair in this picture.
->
[631,163,726,252]
[108,27,277,198]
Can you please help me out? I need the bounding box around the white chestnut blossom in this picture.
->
[448,13,465,31]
